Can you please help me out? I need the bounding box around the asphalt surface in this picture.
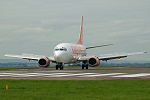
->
[0,66,150,80]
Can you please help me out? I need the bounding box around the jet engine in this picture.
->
[89,56,100,67]
[38,57,50,67]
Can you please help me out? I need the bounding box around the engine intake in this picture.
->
[89,56,100,67]
[38,57,50,67]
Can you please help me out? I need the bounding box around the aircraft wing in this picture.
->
[4,53,55,62]
[98,51,147,61]
[86,44,113,49]
[78,51,147,61]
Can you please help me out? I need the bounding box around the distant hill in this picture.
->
[0,59,55,67]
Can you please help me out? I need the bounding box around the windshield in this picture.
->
[54,47,67,51]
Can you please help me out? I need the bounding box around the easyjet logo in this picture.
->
[71,46,86,54]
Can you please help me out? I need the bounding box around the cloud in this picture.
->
[113,20,124,25]
[0,37,9,42]
[21,27,53,33]
[0,0,150,61]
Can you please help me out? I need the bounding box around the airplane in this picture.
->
[5,16,147,70]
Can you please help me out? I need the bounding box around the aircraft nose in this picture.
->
[54,51,64,62]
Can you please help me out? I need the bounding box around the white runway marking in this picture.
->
[0,73,150,78]
[0,73,16,77]
[112,73,150,77]
[36,71,80,73]
[45,73,100,77]
[78,73,125,77]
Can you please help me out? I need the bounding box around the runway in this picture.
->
[0,66,150,80]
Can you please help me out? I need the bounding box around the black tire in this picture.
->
[56,65,59,70]
[82,65,84,69]
[86,65,88,69]
[60,65,64,70]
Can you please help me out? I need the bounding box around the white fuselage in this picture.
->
[54,43,86,64]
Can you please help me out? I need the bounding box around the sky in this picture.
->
[0,0,150,61]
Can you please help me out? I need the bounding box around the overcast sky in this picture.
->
[0,0,150,61]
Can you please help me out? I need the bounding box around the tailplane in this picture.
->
[77,16,83,45]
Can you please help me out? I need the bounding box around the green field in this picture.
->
[0,80,150,100]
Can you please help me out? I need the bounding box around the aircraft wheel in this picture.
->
[82,65,85,69]
[56,65,59,70]
[86,65,88,69]
[60,65,64,70]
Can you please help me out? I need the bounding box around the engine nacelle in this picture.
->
[38,57,50,67]
[89,56,100,67]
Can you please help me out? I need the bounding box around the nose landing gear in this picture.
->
[56,63,64,70]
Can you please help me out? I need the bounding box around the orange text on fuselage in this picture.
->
[70,46,86,54]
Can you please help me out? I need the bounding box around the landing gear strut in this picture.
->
[56,63,64,70]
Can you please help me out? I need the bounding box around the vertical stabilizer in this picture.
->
[77,16,83,45]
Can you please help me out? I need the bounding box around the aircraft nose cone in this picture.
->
[54,52,64,62]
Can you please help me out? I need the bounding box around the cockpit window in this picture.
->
[55,49,59,51]
[54,47,67,51]
[63,48,67,51]
[60,48,64,51]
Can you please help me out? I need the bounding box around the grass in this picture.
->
[0,80,150,100]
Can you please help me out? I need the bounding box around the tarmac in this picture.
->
[0,66,150,80]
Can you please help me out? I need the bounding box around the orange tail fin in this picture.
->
[77,16,83,45]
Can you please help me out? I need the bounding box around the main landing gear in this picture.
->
[56,63,64,70]
[82,63,88,69]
